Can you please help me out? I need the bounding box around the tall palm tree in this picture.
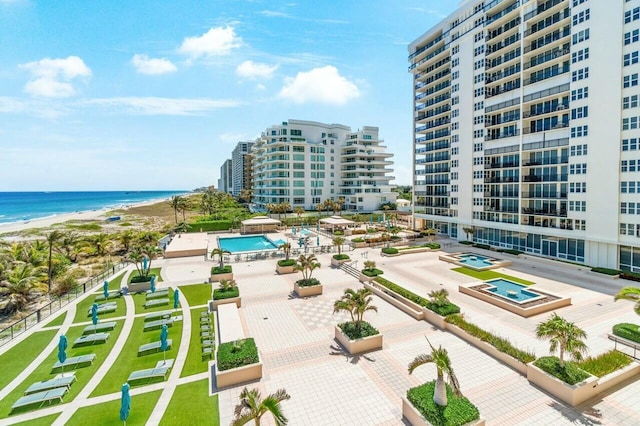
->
[0,263,47,313]
[332,236,345,255]
[168,195,183,224]
[210,247,231,269]
[44,230,64,293]
[293,254,320,282]
[315,203,324,218]
[536,313,588,368]
[118,230,135,254]
[614,286,640,315]
[333,288,377,333]
[232,387,291,426]
[293,207,305,224]
[125,247,146,278]
[90,233,112,257]
[177,196,190,222]
[408,337,462,407]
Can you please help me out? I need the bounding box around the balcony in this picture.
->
[485,129,520,141]
[524,0,567,22]
[521,192,567,199]
[523,103,569,118]
[522,121,569,134]
[521,208,567,217]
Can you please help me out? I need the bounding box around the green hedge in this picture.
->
[333,230,344,236]
[459,241,473,245]
[407,381,480,426]
[352,238,365,243]
[497,249,524,255]
[533,356,591,385]
[338,321,379,340]
[213,287,239,300]
[397,243,440,251]
[130,274,154,283]
[591,267,621,276]
[472,243,491,250]
[445,314,535,363]
[186,220,231,232]
[296,278,321,287]
[577,350,632,377]
[277,259,296,267]
[381,247,398,255]
[333,254,350,260]
[613,323,640,343]
[373,277,460,316]
[361,268,383,277]
[217,338,259,371]
[620,270,640,282]
[211,265,232,275]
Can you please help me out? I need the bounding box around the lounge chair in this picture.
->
[200,325,212,332]
[73,333,109,347]
[143,318,173,332]
[200,332,212,340]
[127,367,170,385]
[11,388,67,412]
[52,354,96,372]
[94,291,122,302]
[24,375,76,395]
[201,339,214,348]
[199,311,210,317]
[138,339,172,356]
[201,347,213,360]
[200,317,211,325]
[146,290,169,300]
[143,299,169,308]
[144,311,172,322]
[86,303,117,317]
[82,322,117,335]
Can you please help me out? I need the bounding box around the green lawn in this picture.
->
[159,379,219,425]
[44,312,67,328]
[133,288,175,315]
[0,330,56,392]
[0,320,124,418]
[91,317,183,397]
[451,267,535,285]
[128,267,163,283]
[73,293,126,324]
[67,389,161,426]
[181,309,214,378]
[179,283,211,306]
[12,413,60,426]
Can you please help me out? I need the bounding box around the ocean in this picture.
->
[0,191,189,225]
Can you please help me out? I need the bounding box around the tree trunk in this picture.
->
[433,377,448,406]
[559,347,565,368]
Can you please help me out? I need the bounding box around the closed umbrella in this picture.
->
[119,383,131,425]
[58,335,67,376]
[316,223,320,231]
[103,281,109,300]
[292,226,296,235]
[173,289,180,310]
[142,256,148,275]
[91,303,99,333]
[317,236,320,246]
[160,324,169,363]
[150,275,156,293]
[298,237,304,248]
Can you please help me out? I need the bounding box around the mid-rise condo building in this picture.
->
[231,141,255,196]
[409,0,640,270]
[218,159,233,194]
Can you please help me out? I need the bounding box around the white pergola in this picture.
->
[241,216,281,234]
[319,215,355,232]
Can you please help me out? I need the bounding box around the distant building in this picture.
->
[232,141,255,196]
[218,159,233,194]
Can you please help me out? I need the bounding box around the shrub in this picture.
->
[445,314,536,363]
[52,274,78,297]
[382,247,398,255]
[577,350,632,377]
[211,265,232,275]
[620,271,640,282]
[130,274,154,283]
[472,243,491,250]
[333,254,350,261]
[352,229,366,235]
[373,277,460,317]
[366,228,378,234]
[333,230,344,236]
[459,241,473,246]
[407,381,480,426]
[296,278,321,287]
[390,236,402,241]
[591,267,621,276]
[277,259,295,267]
[217,338,259,371]
[612,323,640,343]
[361,268,383,277]
[213,286,239,300]
[426,302,460,316]
[426,243,441,249]
[497,249,523,255]
[533,356,591,385]
[186,220,231,232]
[352,238,365,243]
[338,320,379,340]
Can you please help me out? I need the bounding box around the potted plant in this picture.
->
[331,236,350,267]
[333,288,382,354]
[211,247,233,282]
[293,254,322,297]
[231,387,291,426]
[359,260,383,283]
[212,279,241,308]
[351,237,366,249]
[276,242,295,274]
[126,245,161,292]
[216,338,263,388]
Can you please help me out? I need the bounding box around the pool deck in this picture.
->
[164,232,210,258]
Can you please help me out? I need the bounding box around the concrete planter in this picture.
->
[358,272,374,283]
[276,264,296,274]
[402,397,485,426]
[363,282,424,320]
[587,270,620,280]
[215,354,263,388]
[397,247,430,255]
[352,241,367,248]
[526,361,640,406]
[422,308,447,330]
[380,251,401,257]
[128,280,151,293]
[210,272,234,282]
[294,282,323,297]
[331,257,350,267]
[212,296,242,309]
[334,325,383,355]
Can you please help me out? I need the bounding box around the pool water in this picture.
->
[218,236,279,253]
[459,254,493,268]
[486,278,539,302]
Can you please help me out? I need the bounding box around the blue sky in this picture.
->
[0,0,457,191]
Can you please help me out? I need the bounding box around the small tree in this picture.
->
[614,286,640,315]
[363,260,376,272]
[210,248,231,270]
[219,279,237,291]
[168,195,183,224]
[332,236,345,255]
[462,227,474,241]
[423,228,437,243]
[428,289,450,307]
[536,313,588,368]
[232,387,291,426]
[294,254,320,283]
[278,242,291,261]
[293,207,305,224]
[333,288,377,333]
[408,337,462,407]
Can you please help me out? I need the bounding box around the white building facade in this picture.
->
[218,159,233,194]
[409,0,640,270]
[231,141,255,196]
[252,119,396,212]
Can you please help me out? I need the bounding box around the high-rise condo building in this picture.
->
[409,0,640,270]
[218,159,233,194]
[252,119,397,212]
[231,141,255,196]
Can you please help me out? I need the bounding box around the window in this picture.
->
[570,163,587,174]
[452,109,459,117]
[452,84,459,92]
[572,29,590,45]
[474,143,483,152]
[452,45,459,55]
[474,115,484,125]
[474,129,484,138]
[474,87,485,97]
[622,159,638,172]
[571,106,588,119]
[572,9,590,26]
[290,129,302,136]
[452,71,459,80]
[571,87,589,100]
[452,122,459,130]
[474,74,485,84]
[474,59,485,70]
[572,67,589,82]
[474,32,484,42]
[571,126,588,138]
[452,159,459,167]
[624,51,640,66]
[452,96,459,105]
[474,101,484,111]
[572,48,589,63]
[570,182,587,193]
[624,73,639,88]
[625,7,640,24]
[623,116,640,130]
[625,29,640,45]
[452,135,459,143]
[452,58,459,67]
[623,95,639,109]
[570,144,588,156]
[623,138,639,151]
[474,46,485,56]
[573,0,586,6]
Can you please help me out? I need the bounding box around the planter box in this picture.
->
[128,280,152,293]
[212,296,242,309]
[358,272,374,283]
[422,308,447,330]
[588,270,620,280]
[331,257,350,267]
[210,272,234,282]
[380,251,401,257]
[215,354,263,388]
[397,247,430,255]
[276,264,295,274]
[294,282,323,297]
[526,361,640,406]
[402,397,485,426]
[352,242,367,248]
[363,282,424,320]
[334,325,383,355]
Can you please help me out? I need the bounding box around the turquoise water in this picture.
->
[218,236,279,253]
[486,279,539,301]
[459,253,493,268]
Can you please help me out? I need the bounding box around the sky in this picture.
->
[0,0,458,191]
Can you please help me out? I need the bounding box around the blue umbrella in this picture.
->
[150,275,156,293]
[160,324,169,362]
[120,383,131,424]
[58,335,67,375]
[317,236,320,246]
[369,215,373,224]
[316,223,320,231]
[142,256,148,275]
[91,303,99,327]
[298,237,304,248]
[173,289,180,309]
[103,281,109,300]
[292,226,296,235]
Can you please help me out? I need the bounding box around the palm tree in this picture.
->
[536,313,588,368]
[168,195,183,224]
[333,288,377,333]
[211,247,231,269]
[278,242,291,261]
[44,230,64,293]
[90,233,112,257]
[238,188,253,204]
[332,236,345,255]
[140,244,162,276]
[219,279,237,292]
[408,337,462,407]
[293,254,320,282]
[174,222,189,234]
[0,263,47,313]
[423,228,437,243]
[315,203,324,218]
[293,207,304,224]
[177,196,190,222]
[614,286,640,315]
[462,227,474,241]
[232,387,291,426]
[125,247,146,278]
[118,230,135,254]
[363,260,376,272]
[428,289,450,307]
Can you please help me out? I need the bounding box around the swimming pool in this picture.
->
[485,278,540,303]
[218,235,279,253]
[458,254,493,268]
[439,252,511,271]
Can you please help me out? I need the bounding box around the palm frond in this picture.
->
[408,354,434,374]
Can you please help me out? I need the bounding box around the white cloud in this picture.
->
[278,66,359,105]
[257,10,292,18]
[131,54,177,75]
[178,26,242,59]
[20,56,91,98]
[236,60,278,79]
[256,83,266,91]
[83,97,241,115]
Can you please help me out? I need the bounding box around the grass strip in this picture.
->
[451,267,535,286]
[129,267,163,283]
[12,413,60,426]
[132,289,175,315]
[91,317,183,396]
[44,312,67,328]
[0,330,57,391]
[180,283,212,306]
[407,381,479,426]
[67,389,161,426]
[533,356,591,385]
[578,350,632,377]
[159,379,219,425]
[180,309,215,378]
[74,273,126,323]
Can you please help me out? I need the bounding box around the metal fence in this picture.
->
[0,261,128,348]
